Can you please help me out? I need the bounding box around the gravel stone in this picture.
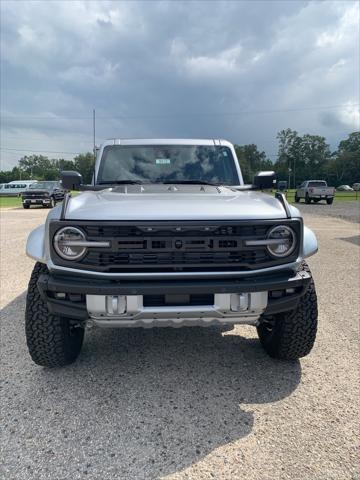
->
[293,200,360,223]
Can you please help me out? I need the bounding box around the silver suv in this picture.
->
[25,139,318,367]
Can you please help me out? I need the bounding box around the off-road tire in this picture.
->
[25,262,84,367]
[257,262,318,360]
[305,193,311,204]
[326,198,333,205]
[23,204,30,209]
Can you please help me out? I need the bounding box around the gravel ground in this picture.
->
[293,200,360,223]
[1,208,359,480]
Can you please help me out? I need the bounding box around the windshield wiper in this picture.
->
[98,180,146,185]
[162,180,222,186]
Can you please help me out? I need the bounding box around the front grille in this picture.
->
[50,220,301,273]
[85,250,269,272]
[22,192,48,199]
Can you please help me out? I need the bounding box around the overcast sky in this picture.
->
[1,0,359,169]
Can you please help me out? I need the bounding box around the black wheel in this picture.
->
[326,198,333,205]
[25,262,84,367]
[295,195,300,203]
[305,193,311,204]
[23,204,30,209]
[313,199,321,203]
[257,262,318,360]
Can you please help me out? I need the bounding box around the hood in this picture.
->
[64,184,291,221]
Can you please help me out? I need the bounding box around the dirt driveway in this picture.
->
[1,208,359,480]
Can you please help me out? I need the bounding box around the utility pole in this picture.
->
[288,167,292,190]
[93,109,96,185]
[293,157,296,189]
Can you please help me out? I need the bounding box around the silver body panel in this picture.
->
[65,187,288,221]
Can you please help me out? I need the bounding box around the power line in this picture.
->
[0,148,81,155]
[1,103,359,120]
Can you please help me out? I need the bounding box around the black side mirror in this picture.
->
[253,171,276,190]
[61,171,83,190]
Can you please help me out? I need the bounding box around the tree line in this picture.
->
[0,131,359,187]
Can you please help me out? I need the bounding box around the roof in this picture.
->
[103,138,234,148]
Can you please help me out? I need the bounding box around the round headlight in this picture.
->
[54,227,86,260]
[266,225,296,258]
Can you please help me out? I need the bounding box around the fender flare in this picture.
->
[26,224,46,263]
[303,226,318,258]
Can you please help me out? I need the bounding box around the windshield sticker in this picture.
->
[156,158,171,165]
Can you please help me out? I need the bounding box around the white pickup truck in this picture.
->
[295,180,335,205]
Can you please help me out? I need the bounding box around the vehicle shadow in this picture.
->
[2,292,301,479]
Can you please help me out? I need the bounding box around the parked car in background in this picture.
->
[295,180,335,204]
[337,185,354,192]
[277,180,288,191]
[22,181,65,209]
[0,180,37,196]
[352,183,360,191]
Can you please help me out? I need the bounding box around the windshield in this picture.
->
[308,181,327,187]
[29,182,57,189]
[97,145,240,185]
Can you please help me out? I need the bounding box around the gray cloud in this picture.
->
[1,0,359,169]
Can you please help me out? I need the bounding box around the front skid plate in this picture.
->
[86,292,268,327]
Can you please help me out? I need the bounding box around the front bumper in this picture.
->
[23,198,51,205]
[37,269,311,327]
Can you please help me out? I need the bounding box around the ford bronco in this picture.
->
[25,139,318,367]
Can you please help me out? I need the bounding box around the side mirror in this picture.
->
[253,171,276,190]
[61,171,83,190]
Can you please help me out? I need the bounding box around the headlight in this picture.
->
[266,225,296,258]
[54,227,86,260]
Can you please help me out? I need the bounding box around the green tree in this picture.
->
[275,129,331,187]
[74,152,95,184]
[327,132,360,186]
[18,155,59,180]
[235,144,272,183]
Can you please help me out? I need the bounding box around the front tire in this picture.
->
[305,193,311,204]
[23,204,30,209]
[295,194,300,203]
[25,262,84,367]
[326,198,333,205]
[257,262,318,360]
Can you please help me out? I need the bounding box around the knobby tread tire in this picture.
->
[257,262,318,360]
[25,262,84,367]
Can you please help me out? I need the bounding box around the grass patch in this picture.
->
[0,196,22,208]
